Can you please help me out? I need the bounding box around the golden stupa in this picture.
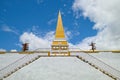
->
[51,11,69,54]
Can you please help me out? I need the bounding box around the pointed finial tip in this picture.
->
[59,10,60,12]
[58,10,61,16]
[58,10,60,14]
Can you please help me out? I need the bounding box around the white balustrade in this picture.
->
[0,53,41,79]
[75,52,120,80]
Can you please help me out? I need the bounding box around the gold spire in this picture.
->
[52,11,68,45]
[51,11,69,55]
[55,11,65,38]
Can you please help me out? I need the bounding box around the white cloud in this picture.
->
[65,31,72,40]
[48,18,56,25]
[1,24,18,35]
[61,11,66,16]
[0,48,6,52]
[74,22,78,26]
[20,31,54,50]
[1,25,13,32]
[64,4,66,7]
[10,49,17,52]
[31,25,39,32]
[69,37,94,50]
[68,11,71,14]
[44,31,55,41]
[36,0,43,4]
[72,0,120,50]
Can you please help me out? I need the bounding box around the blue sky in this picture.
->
[0,0,97,51]
[1,0,119,51]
